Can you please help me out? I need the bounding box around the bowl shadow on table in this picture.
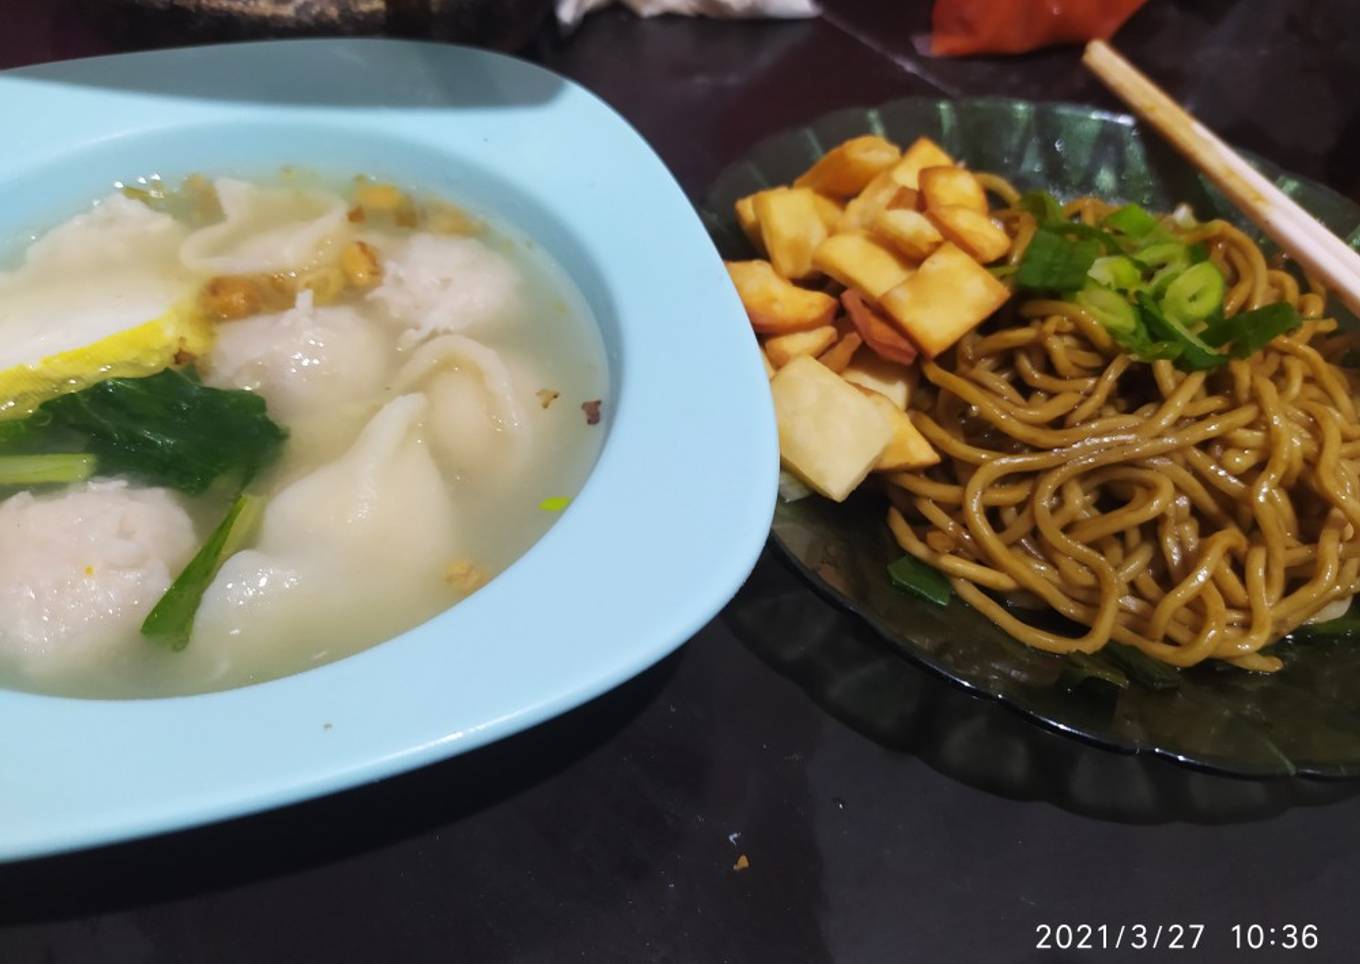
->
[0,651,677,927]
[724,548,1360,826]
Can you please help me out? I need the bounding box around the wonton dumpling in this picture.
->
[8,193,186,279]
[203,290,392,427]
[0,481,196,676]
[391,334,536,483]
[0,194,192,372]
[367,232,523,347]
[190,394,457,680]
[180,178,349,275]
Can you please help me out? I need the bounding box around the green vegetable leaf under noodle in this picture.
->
[1017,190,1064,225]
[1293,600,1360,641]
[0,368,286,494]
[1061,651,1130,691]
[1099,641,1183,690]
[142,493,265,650]
[887,555,952,607]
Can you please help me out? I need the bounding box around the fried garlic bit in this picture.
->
[536,388,560,409]
[444,560,487,595]
[200,276,263,320]
[354,181,405,211]
[425,201,484,236]
[354,179,418,227]
[296,265,347,305]
[340,241,382,288]
[200,242,384,320]
[182,174,223,224]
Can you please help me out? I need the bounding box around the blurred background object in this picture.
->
[87,0,556,48]
[557,0,819,31]
[930,0,1148,57]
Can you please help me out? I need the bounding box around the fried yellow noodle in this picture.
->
[885,181,1360,672]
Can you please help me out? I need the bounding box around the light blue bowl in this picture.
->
[0,39,777,861]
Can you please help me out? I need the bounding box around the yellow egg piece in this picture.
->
[0,303,213,420]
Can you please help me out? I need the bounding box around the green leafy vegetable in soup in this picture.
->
[9,368,287,494]
[142,493,265,651]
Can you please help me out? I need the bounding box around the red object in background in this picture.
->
[930,0,1149,57]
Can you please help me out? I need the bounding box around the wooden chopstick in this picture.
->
[1083,39,1360,319]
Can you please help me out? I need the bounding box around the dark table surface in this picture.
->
[4,2,1360,962]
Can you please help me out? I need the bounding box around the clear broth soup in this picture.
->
[0,172,607,697]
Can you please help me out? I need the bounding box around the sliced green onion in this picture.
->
[1162,261,1225,328]
[143,493,265,651]
[1201,302,1302,359]
[1016,228,1102,293]
[1135,240,1192,295]
[1136,341,1186,362]
[0,453,96,486]
[1136,292,1225,371]
[1087,255,1143,291]
[1103,203,1160,238]
[1136,241,1188,267]
[887,554,951,607]
[1076,284,1139,336]
[1048,221,1126,254]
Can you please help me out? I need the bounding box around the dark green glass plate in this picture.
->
[700,97,1360,779]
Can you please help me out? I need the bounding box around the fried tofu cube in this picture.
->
[856,389,939,471]
[927,206,1011,263]
[725,260,838,334]
[770,355,893,502]
[740,188,841,251]
[879,242,1011,359]
[837,172,916,233]
[887,186,920,211]
[841,350,914,409]
[794,135,902,198]
[764,325,839,368]
[811,193,844,232]
[872,208,944,261]
[888,136,955,190]
[754,188,829,280]
[734,193,765,251]
[816,331,863,374]
[918,166,988,215]
[812,232,915,300]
